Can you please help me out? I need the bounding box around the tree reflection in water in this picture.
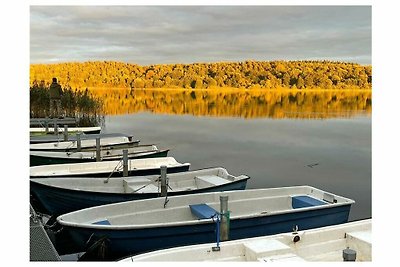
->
[89,88,371,119]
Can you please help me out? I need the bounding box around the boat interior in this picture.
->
[60,187,353,227]
[122,167,239,193]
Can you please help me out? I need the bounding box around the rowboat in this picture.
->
[30,126,102,135]
[121,219,371,262]
[30,157,190,178]
[29,136,139,152]
[56,186,354,259]
[30,167,250,215]
[30,132,131,144]
[30,145,169,166]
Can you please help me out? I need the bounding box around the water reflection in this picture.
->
[90,88,371,119]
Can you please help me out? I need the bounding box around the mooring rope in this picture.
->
[132,179,157,193]
[211,213,221,250]
[103,160,123,183]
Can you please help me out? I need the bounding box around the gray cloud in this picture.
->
[30,6,371,65]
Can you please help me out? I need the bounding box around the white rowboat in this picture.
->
[121,219,371,262]
[30,136,138,151]
[30,157,190,178]
[30,167,250,215]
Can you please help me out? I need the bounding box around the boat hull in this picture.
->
[30,150,169,166]
[61,204,351,259]
[30,178,249,215]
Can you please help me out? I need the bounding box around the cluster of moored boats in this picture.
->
[29,117,371,262]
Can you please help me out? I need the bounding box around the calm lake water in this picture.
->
[102,112,371,221]
[52,89,371,260]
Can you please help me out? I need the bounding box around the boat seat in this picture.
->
[189,203,219,219]
[346,230,371,245]
[92,219,111,225]
[258,253,306,262]
[194,175,227,188]
[244,239,293,261]
[346,230,372,261]
[128,184,159,193]
[123,178,158,193]
[292,195,327,209]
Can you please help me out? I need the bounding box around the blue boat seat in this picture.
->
[92,219,111,225]
[189,203,219,219]
[292,195,327,209]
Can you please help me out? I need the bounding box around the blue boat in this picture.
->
[30,167,250,215]
[56,186,354,259]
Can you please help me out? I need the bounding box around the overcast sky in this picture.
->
[30,5,371,65]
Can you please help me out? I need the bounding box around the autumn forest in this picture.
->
[30,60,371,90]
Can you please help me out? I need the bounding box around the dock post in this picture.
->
[76,132,81,151]
[220,195,230,241]
[96,137,101,162]
[123,149,128,177]
[160,165,168,196]
[53,119,58,135]
[63,125,68,141]
[45,119,49,133]
[128,135,138,146]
